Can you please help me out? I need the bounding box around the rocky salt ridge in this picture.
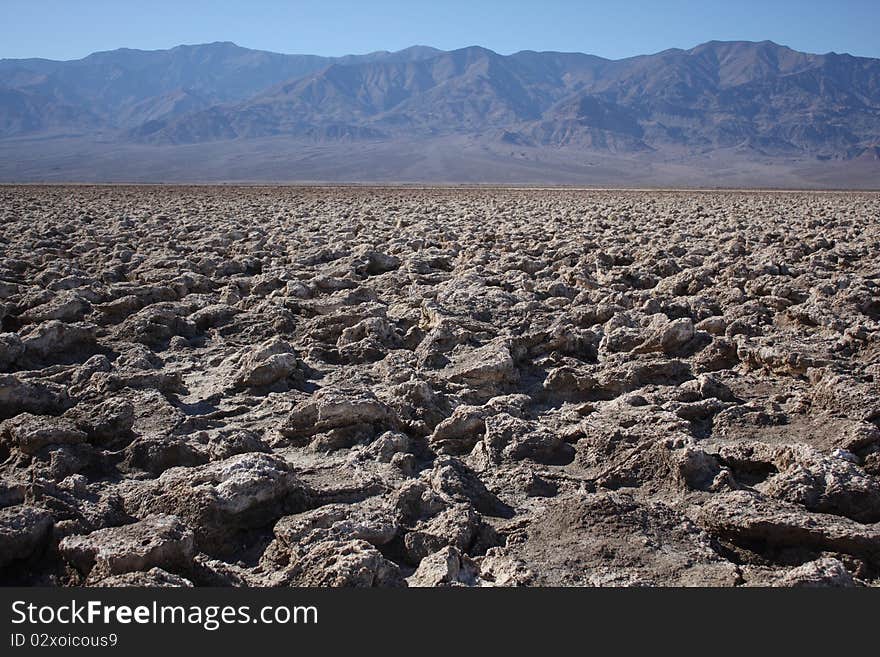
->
[0,185,879,588]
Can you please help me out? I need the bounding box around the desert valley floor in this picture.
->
[1,185,879,587]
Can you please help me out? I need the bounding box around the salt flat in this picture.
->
[1,186,878,586]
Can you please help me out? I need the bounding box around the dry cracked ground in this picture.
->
[1,185,879,588]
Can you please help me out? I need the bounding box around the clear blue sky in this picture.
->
[2,0,878,61]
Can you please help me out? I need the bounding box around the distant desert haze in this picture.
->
[0,40,879,186]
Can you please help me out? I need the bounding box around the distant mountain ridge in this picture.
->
[1,40,879,184]
[0,41,443,135]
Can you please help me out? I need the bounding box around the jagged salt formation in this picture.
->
[0,186,879,587]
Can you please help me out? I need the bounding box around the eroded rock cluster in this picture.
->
[1,185,879,587]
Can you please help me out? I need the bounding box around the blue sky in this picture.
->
[2,0,878,61]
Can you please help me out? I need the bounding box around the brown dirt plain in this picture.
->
[1,185,879,587]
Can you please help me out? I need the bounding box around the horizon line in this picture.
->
[1,37,872,65]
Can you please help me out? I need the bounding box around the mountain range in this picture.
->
[1,40,879,186]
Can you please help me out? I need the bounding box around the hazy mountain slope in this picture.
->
[0,86,102,137]
[146,46,557,141]
[131,40,880,158]
[1,40,878,184]
[0,42,442,134]
[554,42,880,154]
